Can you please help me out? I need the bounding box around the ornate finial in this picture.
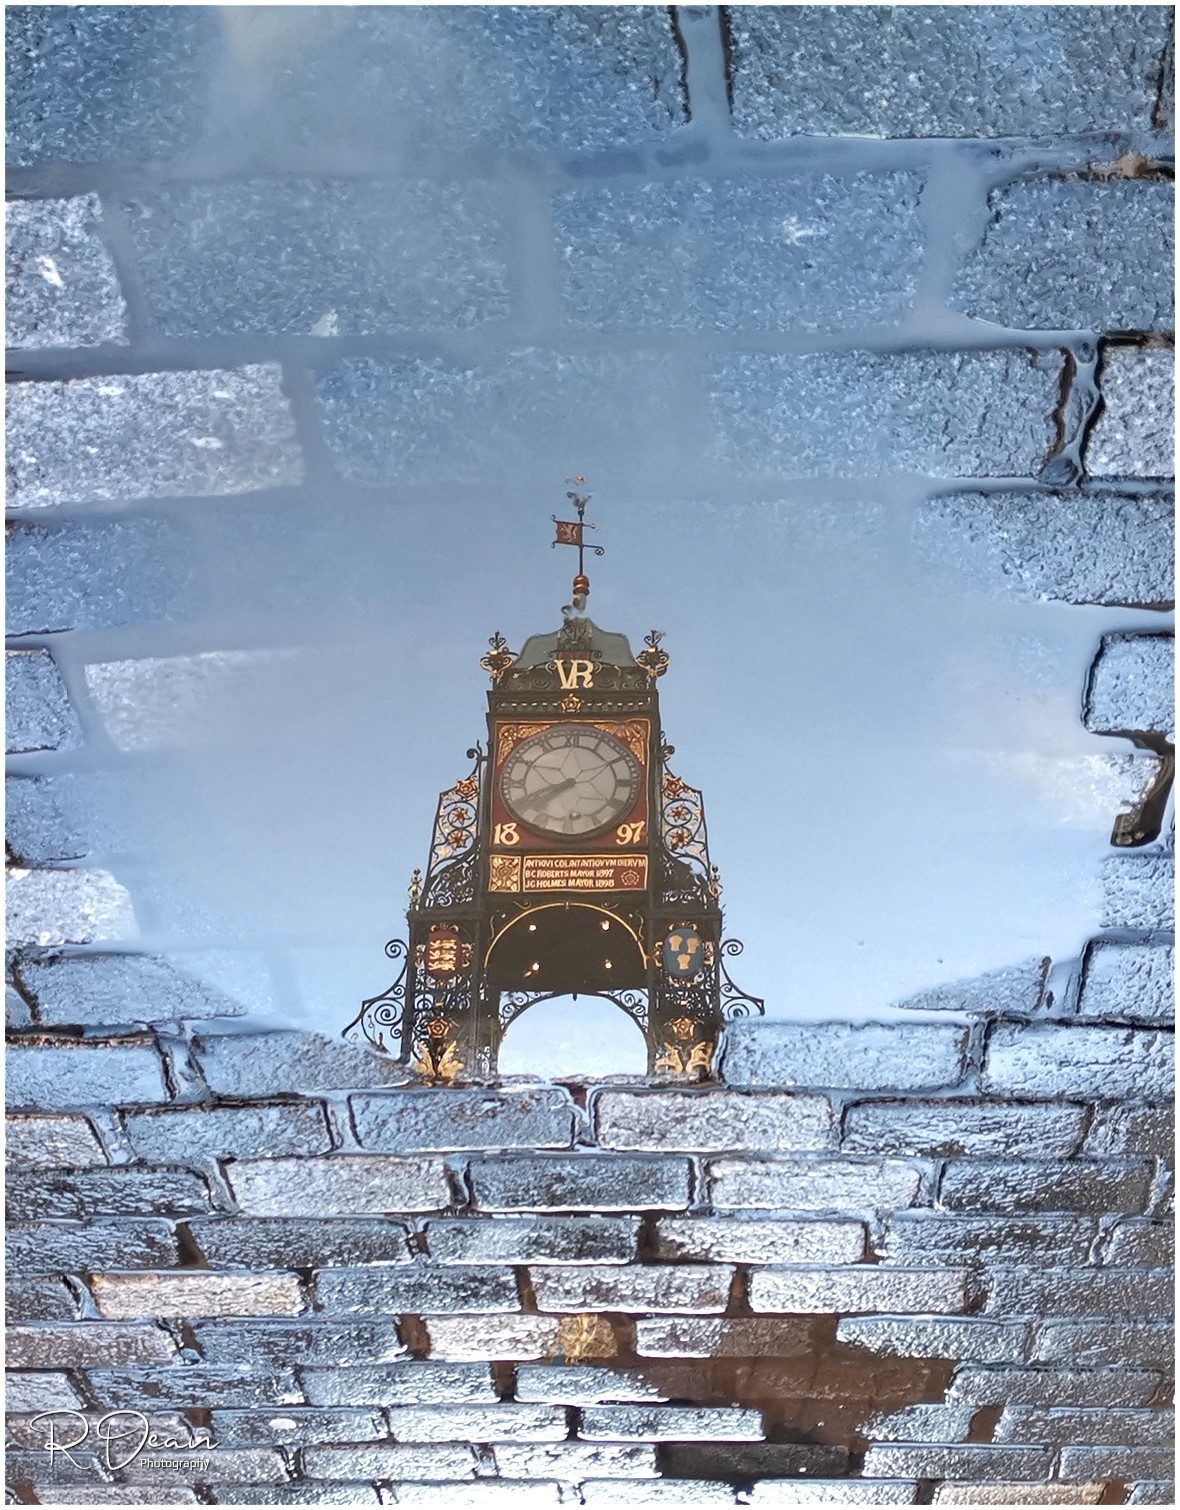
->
[637,629,670,681]
[708,865,723,900]
[408,867,423,908]
[480,631,516,682]
[553,476,604,612]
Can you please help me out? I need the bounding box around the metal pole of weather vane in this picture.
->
[553,475,605,612]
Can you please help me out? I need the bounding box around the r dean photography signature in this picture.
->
[32,1411,216,1471]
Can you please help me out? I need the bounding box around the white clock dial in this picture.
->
[500,726,642,839]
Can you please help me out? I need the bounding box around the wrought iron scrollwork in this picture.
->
[425,753,483,874]
[344,940,409,1054]
[422,850,478,909]
[718,938,766,1018]
[498,987,649,1032]
[660,767,710,872]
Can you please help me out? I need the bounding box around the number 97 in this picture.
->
[616,821,645,845]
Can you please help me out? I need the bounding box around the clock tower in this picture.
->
[347,486,763,1081]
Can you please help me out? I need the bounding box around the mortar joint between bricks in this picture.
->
[515,1265,539,1315]
[445,1158,475,1213]
[322,1095,359,1152]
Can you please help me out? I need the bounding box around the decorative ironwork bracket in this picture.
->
[344,939,409,1055]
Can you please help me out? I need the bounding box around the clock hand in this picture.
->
[519,776,579,815]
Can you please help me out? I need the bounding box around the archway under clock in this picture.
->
[497,991,648,1079]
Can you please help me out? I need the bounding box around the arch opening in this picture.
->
[497,993,648,1079]
[485,903,645,996]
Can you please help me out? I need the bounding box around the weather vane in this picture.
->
[553,475,604,612]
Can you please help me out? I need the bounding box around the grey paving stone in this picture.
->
[120,1448,288,1486]
[528,1263,733,1314]
[314,1264,519,1316]
[92,1270,304,1319]
[1084,1103,1173,1157]
[954,179,1174,332]
[315,350,683,492]
[652,1216,865,1265]
[422,1313,562,1362]
[6,648,82,752]
[592,1088,833,1152]
[1123,1484,1178,1506]
[1105,1218,1174,1266]
[468,1153,691,1211]
[16,952,258,1028]
[1084,633,1174,735]
[838,1318,1029,1363]
[725,5,1171,138]
[6,1276,78,1322]
[994,1405,1174,1447]
[6,1039,168,1111]
[125,1102,331,1163]
[423,1216,639,1265]
[746,1487,919,1506]
[7,1218,180,1274]
[749,1266,968,1315]
[5,1372,85,1413]
[720,1019,968,1091]
[863,1444,1051,1480]
[6,1112,108,1168]
[25,1489,200,1506]
[983,1021,1174,1101]
[300,1362,495,1407]
[124,178,509,338]
[4,770,140,864]
[842,1100,1087,1159]
[660,1443,849,1479]
[1087,347,1175,479]
[6,195,126,348]
[629,1316,813,1360]
[207,1408,385,1448]
[7,1320,177,1367]
[302,1443,475,1481]
[929,1487,1101,1506]
[914,491,1174,609]
[226,1155,452,1217]
[5,6,220,165]
[939,1158,1153,1215]
[188,1217,414,1270]
[555,172,922,332]
[950,1365,1162,1409]
[861,1403,975,1444]
[579,1405,763,1441]
[6,867,137,949]
[194,1030,411,1097]
[514,1366,669,1405]
[193,1319,407,1368]
[211,1491,379,1507]
[7,516,197,635]
[7,365,302,510]
[707,1156,921,1211]
[1078,940,1174,1025]
[882,1214,1097,1267]
[4,1449,111,1487]
[386,1404,566,1442]
[8,1165,211,1221]
[1102,848,1173,931]
[985,1267,1173,1319]
[350,1086,575,1152]
[891,958,1048,1016]
[491,1442,658,1479]
[84,1367,304,1409]
[708,348,1063,480]
[1060,1446,1175,1481]
[1032,1320,1173,1369]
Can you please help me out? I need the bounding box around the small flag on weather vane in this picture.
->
[553,518,584,546]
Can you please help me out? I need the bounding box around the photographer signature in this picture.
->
[32,1411,215,1471]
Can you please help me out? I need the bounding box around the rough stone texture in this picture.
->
[994,1406,1175,1447]
[1078,940,1174,1024]
[16,951,263,1028]
[5,648,82,753]
[6,1112,108,1168]
[6,1372,86,1413]
[386,1403,566,1442]
[515,1367,669,1405]
[1102,848,1174,931]
[579,1405,764,1441]
[862,1403,975,1444]
[984,1268,1173,1319]
[950,1366,1163,1409]
[725,6,1172,138]
[708,1157,922,1211]
[206,1407,385,1448]
[91,1269,304,1320]
[931,1488,1103,1507]
[469,1154,691,1211]
[6,194,126,348]
[193,1319,407,1368]
[7,1219,180,1274]
[123,178,509,338]
[842,1100,1087,1158]
[892,958,1047,1018]
[492,1443,658,1479]
[1084,1103,1173,1157]
[6,866,137,949]
[314,1264,519,1316]
[555,173,923,333]
[194,1030,410,1097]
[983,1022,1175,1101]
[529,1264,733,1314]
[651,1217,866,1266]
[6,1277,79,1323]
[350,1087,575,1152]
[1031,1320,1174,1369]
[225,1155,452,1216]
[707,349,1063,479]
[124,1103,331,1162]
[749,1266,968,1315]
[954,179,1174,332]
[7,365,302,510]
[188,1218,414,1270]
[6,1039,167,1110]
[592,1089,833,1152]
[938,1157,1153,1214]
[84,1366,304,1409]
[424,1216,639,1266]
[633,1317,813,1359]
[914,491,1175,609]
[720,1021,968,1091]
[7,1321,177,1367]
[423,1314,562,1362]
[300,1363,496,1407]
[302,1443,476,1481]
[8,1165,211,1222]
[1084,633,1174,736]
[882,1214,1097,1266]
[862,1445,1051,1481]
[1087,347,1175,480]
[837,1318,1029,1363]
[1104,1219,1174,1267]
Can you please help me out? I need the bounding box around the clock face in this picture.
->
[500,725,643,839]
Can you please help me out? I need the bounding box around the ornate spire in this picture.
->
[552,475,604,613]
